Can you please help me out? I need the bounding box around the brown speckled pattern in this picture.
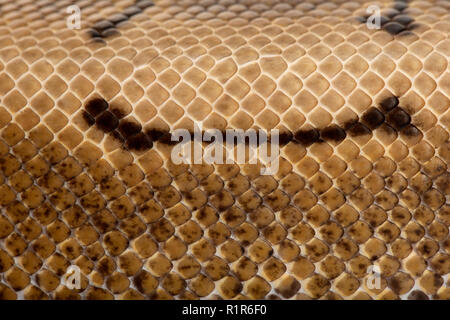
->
[0,0,449,300]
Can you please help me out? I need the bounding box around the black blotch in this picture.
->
[88,0,154,39]
[96,111,119,132]
[359,0,417,36]
[347,123,372,137]
[126,133,153,151]
[133,272,146,294]
[92,20,114,32]
[386,107,411,129]
[320,125,346,142]
[408,290,429,300]
[202,130,226,144]
[118,121,142,138]
[355,16,366,23]
[109,14,128,25]
[380,96,399,112]
[123,6,142,17]
[85,98,108,117]
[137,0,155,10]
[400,124,421,137]
[342,118,359,131]
[384,9,400,20]
[223,130,266,146]
[102,28,120,38]
[393,0,409,12]
[379,123,397,136]
[160,131,177,145]
[110,108,127,119]
[188,131,196,141]
[294,129,321,146]
[82,111,95,127]
[379,16,390,26]
[110,130,125,143]
[362,107,385,130]
[394,14,414,26]
[146,129,166,141]
[384,22,406,35]
[146,129,175,145]
[277,132,293,146]
[87,29,103,40]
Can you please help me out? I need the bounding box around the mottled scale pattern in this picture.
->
[0,0,449,300]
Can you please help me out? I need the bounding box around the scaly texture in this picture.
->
[0,0,449,300]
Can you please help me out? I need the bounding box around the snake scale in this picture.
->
[0,0,448,300]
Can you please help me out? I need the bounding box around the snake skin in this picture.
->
[0,0,449,300]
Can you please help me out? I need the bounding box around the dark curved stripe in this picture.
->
[82,95,422,152]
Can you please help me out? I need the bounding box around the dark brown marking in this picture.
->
[394,14,414,26]
[145,129,176,145]
[393,0,409,12]
[126,132,153,151]
[386,107,411,129]
[362,107,385,130]
[110,130,125,143]
[384,22,406,35]
[118,121,142,138]
[320,125,346,142]
[347,123,372,137]
[109,14,128,25]
[146,129,167,142]
[110,108,127,119]
[408,290,429,300]
[380,96,399,112]
[82,95,421,153]
[96,111,119,132]
[85,98,108,117]
[278,131,293,146]
[294,129,321,146]
[101,28,120,38]
[358,0,417,36]
[88,0,154,39]
[82,111,95,126]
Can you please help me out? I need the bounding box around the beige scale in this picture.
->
[0,0,448,300]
